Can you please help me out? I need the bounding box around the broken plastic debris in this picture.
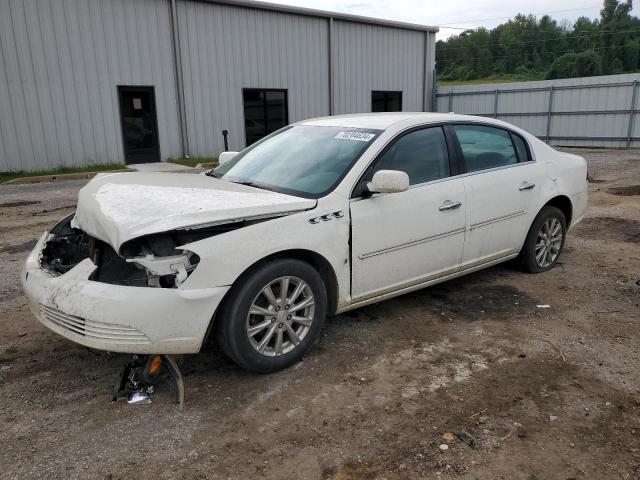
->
[113,354,184,408]
[128,390,152,405]
[455,431,476,448]
[536,304,552,309]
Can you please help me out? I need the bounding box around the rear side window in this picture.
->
[511,133,530,162]
[372,126,450,185]
[453,125,518,172]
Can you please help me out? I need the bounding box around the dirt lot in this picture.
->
[0,148,639,480]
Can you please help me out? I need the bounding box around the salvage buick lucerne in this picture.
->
[22,113,588,373]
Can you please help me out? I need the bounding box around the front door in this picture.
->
[118,86,160,164]
[350,126,466,300]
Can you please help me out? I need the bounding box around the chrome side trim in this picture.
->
[358,227,465,260]
[469,210,527,230]
[358,210,526,260]
[308,210,344,224]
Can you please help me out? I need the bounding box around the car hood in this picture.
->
[71,172,316,252]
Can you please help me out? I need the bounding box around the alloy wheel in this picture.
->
[246,276,315,357]
[535,217,563,268]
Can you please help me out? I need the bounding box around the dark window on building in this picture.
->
[243,88,288,146]
[372,91,402,112]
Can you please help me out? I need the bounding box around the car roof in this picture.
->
[297,112,505,130]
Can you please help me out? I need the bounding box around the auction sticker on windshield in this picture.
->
[334,131,376,142]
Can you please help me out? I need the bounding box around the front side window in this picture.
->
[372,126,450,185]
[452,125,518,172]
[212,126,381,198]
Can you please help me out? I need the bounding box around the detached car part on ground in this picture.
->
[23,113,588,375]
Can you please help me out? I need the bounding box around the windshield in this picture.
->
[211,125,381,198]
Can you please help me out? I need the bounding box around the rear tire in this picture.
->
[520,206,567,273]
[216,258,327,373]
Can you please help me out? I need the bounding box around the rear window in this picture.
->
[452,125,518,173]
[511,133,530,162]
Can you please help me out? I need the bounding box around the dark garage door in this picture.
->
[118,86,160,164]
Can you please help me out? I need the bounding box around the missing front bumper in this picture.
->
[22,232,229,354]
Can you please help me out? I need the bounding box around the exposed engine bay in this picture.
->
[40,213,251,288]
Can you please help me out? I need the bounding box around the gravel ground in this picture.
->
[0,148,639,480]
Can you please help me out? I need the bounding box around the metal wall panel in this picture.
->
[498,89,548,115]
[436,73,640,148]
[497,115,547,137]
[332,21,426,115]
[0,0,181,171]
[176,1,330,154]
[0,0,437,170]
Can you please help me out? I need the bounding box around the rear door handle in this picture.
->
[439,200,462,211]
[519,182,535,191]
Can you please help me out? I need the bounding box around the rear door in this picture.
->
[451,124,543,267]
[350,126,466,300]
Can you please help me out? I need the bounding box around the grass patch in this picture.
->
[438,77,526,86]
[169,156,218,167]
[438,72,548,86]
[0,163,126,184]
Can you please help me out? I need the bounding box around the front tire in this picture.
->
[520,206,567,273]
[216,258,327,373]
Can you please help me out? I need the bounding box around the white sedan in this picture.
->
[22,113,588,373]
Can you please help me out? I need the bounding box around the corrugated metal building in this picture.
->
[0,0,437,171]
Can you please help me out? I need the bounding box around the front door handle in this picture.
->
[439,200,462,211]
[519,182,536,191]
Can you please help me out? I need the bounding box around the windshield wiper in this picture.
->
[233,179,268,190]
[206,172,269,191]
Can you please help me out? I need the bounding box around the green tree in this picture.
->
[576,50,603,76]
[546,53,579,78]
[437,0,640,82]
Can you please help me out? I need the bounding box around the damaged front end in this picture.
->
[41,210,284,288]
[41,213,216,289]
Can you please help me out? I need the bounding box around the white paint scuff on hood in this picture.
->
[72,172,316,251]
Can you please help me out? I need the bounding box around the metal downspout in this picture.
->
[169,0,190,158]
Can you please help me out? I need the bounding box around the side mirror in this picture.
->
[218,151,239,166]
[367,170,410,194]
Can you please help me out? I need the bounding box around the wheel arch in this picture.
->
[541,195,573,226]
[201,249,339,349]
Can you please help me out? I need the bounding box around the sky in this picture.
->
[266,0,637,40]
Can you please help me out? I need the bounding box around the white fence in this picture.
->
[434,73,640,148]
